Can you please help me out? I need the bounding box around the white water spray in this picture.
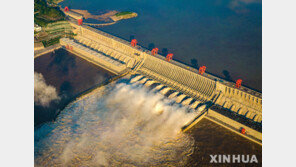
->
[35,82,197,166]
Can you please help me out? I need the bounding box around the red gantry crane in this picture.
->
[236,79,242,88]
[64,6,69,12]
[166,53,173,61]
[199,66,206,75]
[151,48,159,55]
[131,39,137,47]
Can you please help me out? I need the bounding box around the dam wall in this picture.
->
[139,55,217,101]
[214,82,262,122]
[60,37,127,74]
[65,21,262,142]
[68,21,262,122]
[70,22,146,61]
[139,54,262,123]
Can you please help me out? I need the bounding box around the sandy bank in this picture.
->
[71,9,118,22]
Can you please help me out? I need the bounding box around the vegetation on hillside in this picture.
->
[35,21,74,47]
[34,0,75,47]
[34,0,65,26]
[41,37,61,47]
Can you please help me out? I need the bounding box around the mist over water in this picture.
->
[34,72,60,107]
[35,81,196,166]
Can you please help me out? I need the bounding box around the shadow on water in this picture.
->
[48,49,76,76]
[161,48,168,56]
[148,43,155,50]
[222,70,233,82]
[34,95,73,128]
[60,81,74,96]
[34,80,77,127]
[129,35,135,41]
[190,58,199,69]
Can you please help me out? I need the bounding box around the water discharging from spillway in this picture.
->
[34,80,197,166]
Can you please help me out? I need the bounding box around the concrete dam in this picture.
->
[60,21,262,144]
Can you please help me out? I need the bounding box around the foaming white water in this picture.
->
[35,82,196,166]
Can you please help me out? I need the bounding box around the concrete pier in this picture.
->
[130,75,144,83]
[190,101,201,109]
[160,87,171,95]
[175,94,187,103]
[138,78,148,84]
[182,98,194,105]
[144,80,156,87]
[153,84,164,91]
[169,91,179,99]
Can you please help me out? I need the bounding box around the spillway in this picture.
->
[35,81,196,166]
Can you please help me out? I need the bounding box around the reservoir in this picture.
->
[60,0,262,91]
